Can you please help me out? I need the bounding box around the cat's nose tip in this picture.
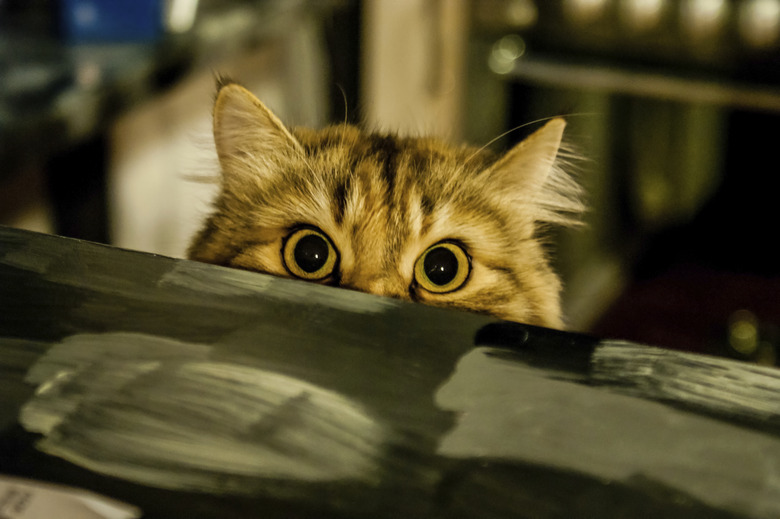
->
[340,280,411,301]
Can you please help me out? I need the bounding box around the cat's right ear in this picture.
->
[213,82,301,169]
[485,118,584,227]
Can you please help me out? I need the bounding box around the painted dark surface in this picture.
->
[1,226,779,518]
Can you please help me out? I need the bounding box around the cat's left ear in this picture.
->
[486,118,583,225]
[212,82,301,167]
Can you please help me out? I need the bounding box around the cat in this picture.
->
[188,79,584,329]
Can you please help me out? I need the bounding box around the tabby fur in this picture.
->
[188,80,583,328]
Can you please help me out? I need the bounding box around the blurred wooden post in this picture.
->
[362,0,468,140]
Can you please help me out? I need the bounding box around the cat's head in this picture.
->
[188,81,584,328]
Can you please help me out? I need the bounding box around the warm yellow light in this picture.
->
[680,0,728,40]
[739,0,780,48]
[562,0,608,24]
[619,0,668,32]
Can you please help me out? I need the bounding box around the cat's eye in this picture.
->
[414,242,471,294]
[282,227,338,281]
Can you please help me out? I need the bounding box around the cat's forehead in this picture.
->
[279,125,508,241]
[292,125,496,175]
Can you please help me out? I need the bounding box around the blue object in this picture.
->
[60,0,163,43]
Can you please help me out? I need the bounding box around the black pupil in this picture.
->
[294,234,329,273]
[424,247,458,286]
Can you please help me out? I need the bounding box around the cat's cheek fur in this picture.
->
[229,244,287,278]
[440,264,562,328]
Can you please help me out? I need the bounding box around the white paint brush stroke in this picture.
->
[160,261,397,314]
[20,333,385,494]
[158,261,274,296]
[592,339,780,419]
[435,347,780,518]
[25,333,212,386]
[0,247,56,275]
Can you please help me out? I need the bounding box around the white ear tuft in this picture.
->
[488,118,584,226]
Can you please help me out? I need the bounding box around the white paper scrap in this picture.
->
[0,475,141,519]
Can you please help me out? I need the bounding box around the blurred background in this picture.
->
[1,0,778,363]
